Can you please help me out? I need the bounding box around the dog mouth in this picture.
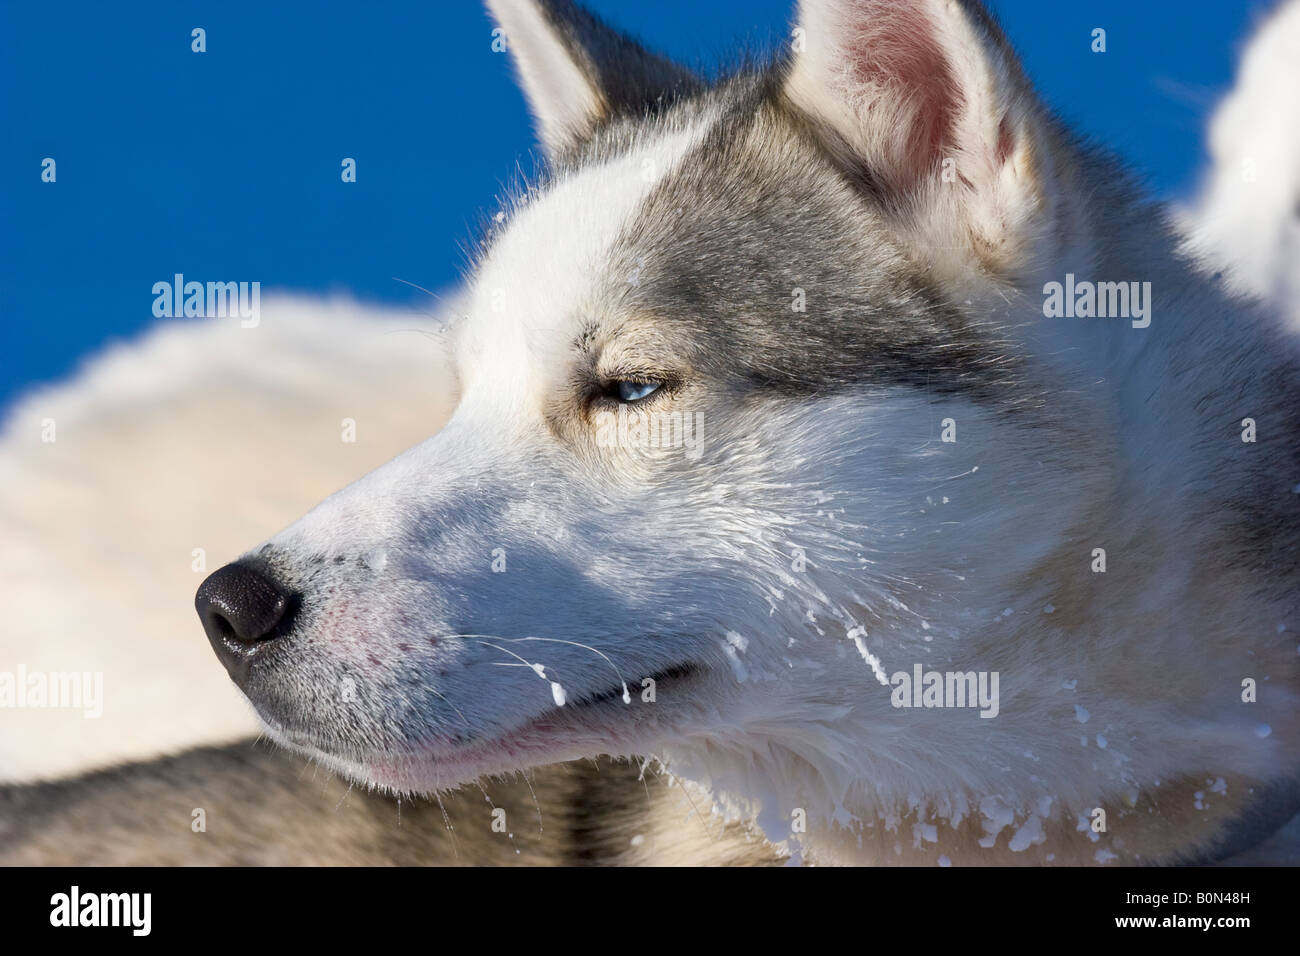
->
[260,660,705,791]
[567,661,699,708]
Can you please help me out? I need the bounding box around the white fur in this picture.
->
[0,296,457,782]
[486,0,606,155]
[1182,0,1300,315]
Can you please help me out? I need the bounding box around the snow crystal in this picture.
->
[1008,816,1045,852]
[847,626,890,686]
[1074,704,1090,723]
[720,633,750,683]
[979,797,1016,842]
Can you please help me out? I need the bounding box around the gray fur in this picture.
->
[0,743,776,866]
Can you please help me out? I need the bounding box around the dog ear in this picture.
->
[486,0,699,160]
[783,0,1066,272]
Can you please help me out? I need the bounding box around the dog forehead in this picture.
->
[454,90,1005,405]
[458,122,713,378]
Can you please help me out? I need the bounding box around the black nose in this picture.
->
[195,560,299,687]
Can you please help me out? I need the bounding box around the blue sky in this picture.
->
[0,0,1278,410]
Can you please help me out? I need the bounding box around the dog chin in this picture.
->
[252,693,679,795]
[253,717,517,794]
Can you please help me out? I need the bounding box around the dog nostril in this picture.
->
[207,611,236,641]
[195,560,300,686]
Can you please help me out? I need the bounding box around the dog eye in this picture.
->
[614,380,661,403]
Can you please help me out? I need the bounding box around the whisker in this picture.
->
[428,687,471,730]
[390,275,447,301]
[457,633,631,703]
[476,780,522,856]
[333,779,355,813]
[645,761,718,843]
[471,638,568,705]
[432,791,459,861]
[381,326,448,341]
[505,636,631,703]
[471,638,537,669]
[521,768,544,833]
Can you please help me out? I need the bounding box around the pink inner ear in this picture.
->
[845,3,963,188]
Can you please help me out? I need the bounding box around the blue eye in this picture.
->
[615,380,660,403]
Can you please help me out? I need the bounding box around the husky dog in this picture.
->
[194,0,1300,865]
[1183,0,1300,319]
[0,292,767,865]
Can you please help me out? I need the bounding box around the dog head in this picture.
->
[196,0,1240,849]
